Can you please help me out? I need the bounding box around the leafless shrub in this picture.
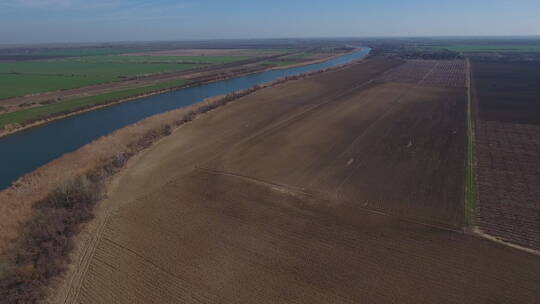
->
[18,102,36,108]
[38,100,56,106]
[0,176,102,303]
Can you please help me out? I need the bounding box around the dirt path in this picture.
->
[51,58,540,303]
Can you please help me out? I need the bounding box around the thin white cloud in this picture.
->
[1,0,189,13]
[2,0,127,10]
[92,1,191,21]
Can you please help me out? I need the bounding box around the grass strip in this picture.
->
[67,55,252,65]
[0,79,189,128]
[465,59,478,226]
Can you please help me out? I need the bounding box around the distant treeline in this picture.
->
[398,49,464,60]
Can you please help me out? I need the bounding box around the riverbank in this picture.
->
[0,50,356,139]
[0,56,371,302]
[265,51,350,71]
[0,48,371,192]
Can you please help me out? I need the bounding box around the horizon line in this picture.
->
[2,34,540,48]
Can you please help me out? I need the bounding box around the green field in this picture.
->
[0,62,199,99]
[29,48,146,57]
[438,45,540,53]
[0,61,202,78]
[0,55,251,99]
[68,55,251,64]
[0,79,189,128]
[0,74,101,99]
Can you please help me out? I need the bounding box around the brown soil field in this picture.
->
[47,57,540,303]
[2,69,364,302]
[380,60,466,88]
[472,60,540,250]
[472,61,540,125]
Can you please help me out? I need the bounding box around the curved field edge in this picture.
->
[0,59,367,303]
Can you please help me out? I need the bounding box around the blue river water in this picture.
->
[0,48,370,189]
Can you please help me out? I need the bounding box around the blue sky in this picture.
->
[1,0,539,44]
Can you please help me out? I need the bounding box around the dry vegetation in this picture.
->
[0,93,263,302]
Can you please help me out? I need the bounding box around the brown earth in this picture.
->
[472,60,540,250]
[472,61,540,125]
[51,58,540,303]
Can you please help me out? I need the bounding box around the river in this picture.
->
[0,48,371,189]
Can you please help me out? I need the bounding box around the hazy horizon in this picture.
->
[3,35,540,48]
[1,0,540,44]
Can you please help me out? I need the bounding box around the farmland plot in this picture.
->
[0,54,251,99]
[52,58,540,304]
[472,60,540,250]
[379,60,466,88]
[476,121,540,249]
[379,60,436,84]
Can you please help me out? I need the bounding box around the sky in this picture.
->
[1,0,539,44]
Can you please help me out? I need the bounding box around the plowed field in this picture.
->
[472,60,540,250]
[52,57,540,303]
